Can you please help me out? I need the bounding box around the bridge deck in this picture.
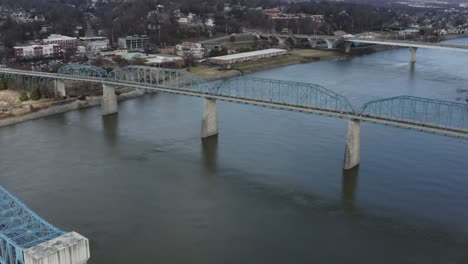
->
[347,38,468,52]
[0,68,467,139]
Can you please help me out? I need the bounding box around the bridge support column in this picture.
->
[54,80,66,98]
[344,119,360,170]
[24,232,90,264]
[102,84,118,115]
[277,37,286,46]
[325,39,334,49]
[309,39,318,48]
[345,42,352,53]
[410,47,417,63]
[201,98,218,138]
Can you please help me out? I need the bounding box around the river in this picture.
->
[1,39,468,264]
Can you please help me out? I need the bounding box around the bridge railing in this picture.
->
[8,66,468,134]
[215,77,356,114]
[359,96,468,131]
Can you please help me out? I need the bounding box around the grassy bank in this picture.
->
[188,65,241,81]
[231,49,345,74]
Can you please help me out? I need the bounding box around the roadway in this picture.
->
[1,68,467,139]
[346,38,468,52]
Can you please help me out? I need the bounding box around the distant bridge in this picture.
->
[242,29,468,61]
[0,185,89,264]
[345,38,468,62]
[1,65,467,169]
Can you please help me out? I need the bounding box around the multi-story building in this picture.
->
[13,44,61,59]
[117,35,149,50]
[175,42,206,60]
[79,37,110,53]
[11,11,33,23]
[98,49,128,57]
[43,34,77,48]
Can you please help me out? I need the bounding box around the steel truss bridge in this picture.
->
[0,65,466,261]
[0,185,64,264]
[0,64,466,138]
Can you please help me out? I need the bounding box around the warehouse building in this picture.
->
[208,49,287,67]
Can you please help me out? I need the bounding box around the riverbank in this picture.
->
[190,49,345,80]
[0,89,144,127]
[2,33,468,127]
[231,49,345,74]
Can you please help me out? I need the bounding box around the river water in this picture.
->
[1,39,468,263]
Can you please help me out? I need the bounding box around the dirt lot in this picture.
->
[0,90,71,119]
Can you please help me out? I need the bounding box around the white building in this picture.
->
[178,17,189,24]
[79,37,110,53]
[175,42,206,59]
[205,18,215,27]
[178,13,196,25]
[43,34,77,48]
[118,35,149,50]
[11,11,33,23]
[209,48,287,66]
[13,44,61,59]
[99,49,128,57]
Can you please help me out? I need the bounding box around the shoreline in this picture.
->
[0,89,145,128]
[2,33,468,127]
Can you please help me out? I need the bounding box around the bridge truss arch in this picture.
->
[359,95,468,132]
[108,65,213,93]
[58,64,109,80]
[215,77,356,114]
[0,185,64,264]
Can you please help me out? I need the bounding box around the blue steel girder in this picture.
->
[58,64,109,80]
[0,186,64,264]
[109,65,213,93]
[216,77,356,114]
[359,95,468,131]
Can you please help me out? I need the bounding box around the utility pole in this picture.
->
[157,25,161,46]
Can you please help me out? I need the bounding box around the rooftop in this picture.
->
[210,49,287,61]
[79,36,108,41]
[43,34,77,42]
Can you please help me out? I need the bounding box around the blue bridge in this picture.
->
[0,186,89,264]
[0,65,467,170]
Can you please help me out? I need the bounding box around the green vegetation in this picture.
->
[229,35,236,42]
[188,65,239,80]
[19,91,29,101]
[209,47,228,57]
[29,85,41,101]
[0,78,14,90]
[232,49,344,74]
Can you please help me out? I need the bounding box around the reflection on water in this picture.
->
[201,136,218,174]
[1,38,468,264]
[102,114,119,147]
[342,167,359,214]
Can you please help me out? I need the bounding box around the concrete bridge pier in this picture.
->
[54,80,66,98]
[344,119,360,170]
[325,39,334,49]
[410,47,418,63]
[308,39,318,48]
[345,42,352,53]
[24,232,90,264]
[102,84,118,115]
[201,98,218,138]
